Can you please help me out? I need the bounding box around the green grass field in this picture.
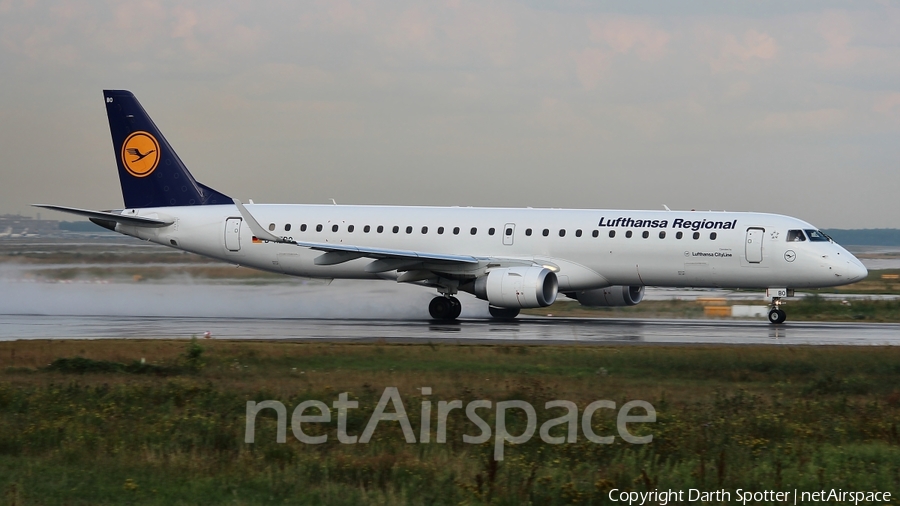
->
[1,339,899,504]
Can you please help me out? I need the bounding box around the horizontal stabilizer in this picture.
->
[32,204,173,228]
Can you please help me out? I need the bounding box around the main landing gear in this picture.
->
[768,297,787,324]
[427,293,521,322]
[429,296,462,321]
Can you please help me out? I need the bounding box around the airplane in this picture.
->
[8,228,32,238]
[35,90,868,324]
[0,227,12,238]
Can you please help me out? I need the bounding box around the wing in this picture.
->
[232,199,486,272]
[233,198,549,288]
[126,148,140,155]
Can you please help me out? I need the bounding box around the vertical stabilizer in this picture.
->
[104,90,230,208]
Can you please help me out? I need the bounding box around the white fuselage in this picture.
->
[115,204,867,292]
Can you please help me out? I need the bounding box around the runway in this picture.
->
[2,240,898,346]
[2,314,898,346]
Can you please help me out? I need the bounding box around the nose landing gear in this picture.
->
[768,296,787,324]
[766,289,793,324]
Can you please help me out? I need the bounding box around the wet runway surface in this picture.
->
[2,315,898,346]
[2,237,897,346]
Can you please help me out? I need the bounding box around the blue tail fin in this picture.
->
[104,90,230,208]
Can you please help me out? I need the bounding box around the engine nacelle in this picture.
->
[473,267,558,308]
[573,285,644,307]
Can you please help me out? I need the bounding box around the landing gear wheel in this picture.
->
[429,296,459,320]
[448,297,462,320]
[489,306,520,319]
[768,308,786,324]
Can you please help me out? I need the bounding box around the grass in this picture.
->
[22,265,289,283]
[1,339,899,504]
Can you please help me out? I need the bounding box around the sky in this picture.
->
[1,0,899,228]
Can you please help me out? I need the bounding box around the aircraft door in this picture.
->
[745,227,764,263]
[225,218,242,252]
[503,223,516,246]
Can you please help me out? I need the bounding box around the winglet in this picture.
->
[232,199,285,243]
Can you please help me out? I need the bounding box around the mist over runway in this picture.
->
[2,238,898,346]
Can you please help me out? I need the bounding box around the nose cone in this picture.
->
[832,243,868,283]
[847,257,868,282]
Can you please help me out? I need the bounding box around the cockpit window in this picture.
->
[805,229,831,242]
[787,230,807,242]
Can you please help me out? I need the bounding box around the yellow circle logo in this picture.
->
[121,131,160,178]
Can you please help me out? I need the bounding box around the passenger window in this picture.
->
[300,224,307,232]
[642,231,649,239]
[453,227,460,235]
[542,229,549,237]
[625,231,633,238]
[710,232,717,240]
[348,225,354,233]
[421,226,428,234]
[659,231,666,239]
[592,230,599,238]
[488,228,495,236]
[364,225,370,233]
[609,230,615,238]
[316,224,323,232]
[505,228,513,236]
[525,228,532,236]
[693,232,700,240]
[470,227,477,235]
[268,223,276,231]
[392,226,399,233]
[438,227,444,234]
[377,225,384,233]
[559,229,566,237]
[285,224,292,232]
[576,229,582,237]
[787,230,807,242]
[332,225,339,232]
[406,226,412,234]
[676,231,683,239]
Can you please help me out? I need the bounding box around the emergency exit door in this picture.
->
[503,223,516,245]
[225,218,242,252]
[745,227,764,263]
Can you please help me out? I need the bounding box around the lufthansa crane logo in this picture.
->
[121,131,160,178]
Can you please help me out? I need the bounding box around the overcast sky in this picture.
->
[1,1,899,228]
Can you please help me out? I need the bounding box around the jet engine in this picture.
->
[472,267,558,308]
[572,285,644,307]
